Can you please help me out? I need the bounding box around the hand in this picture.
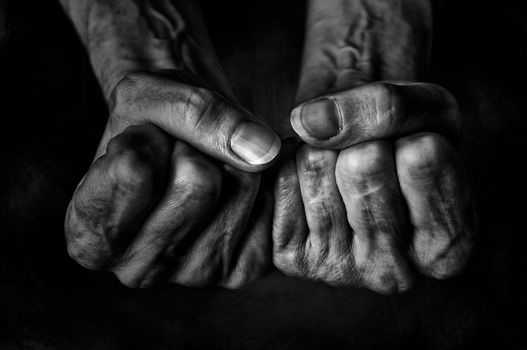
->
[273,81,476,294]
[65,71,280,288]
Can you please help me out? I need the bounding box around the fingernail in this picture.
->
[231,122,281,165]
[297,99,341,139]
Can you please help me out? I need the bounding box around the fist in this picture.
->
[273,82,476,294]
[65,71,280,288]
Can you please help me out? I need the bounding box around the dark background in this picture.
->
[1,0,527,348]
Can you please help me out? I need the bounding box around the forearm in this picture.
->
[297,0,433,102]
[59,0,232,99]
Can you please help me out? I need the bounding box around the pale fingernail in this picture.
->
[231,122,281,165]
[296,99,341,139]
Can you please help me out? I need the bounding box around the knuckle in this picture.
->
[174,156,221,200]
[298,145,336,176]
[178,86,223,131]
[414,233,474,280]
[338,141,391,178]
[396,132,450,174]
[363,82,404,123]
[352,236,413,294]
[370,276,410,295]
[66,236,106,270]
[107,142,160,191]
[274,240,355,286]
[372,81,402,104]
[359,265,413,295]
[65,203,111,270]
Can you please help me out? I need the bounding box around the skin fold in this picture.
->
[61,0,475,293]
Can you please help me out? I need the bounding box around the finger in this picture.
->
[168,166,263,287]
[111,141,222,288]
[108,72,281,172]
[295,144,354,285]
[271,137,308,256]
[395,132,475,279]
[272,157,309,274]
[291,81,460,149]
[336,141,413,294]
[65,124,172,270]
[221,188,274,288]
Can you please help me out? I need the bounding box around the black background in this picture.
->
[1,0,527,348]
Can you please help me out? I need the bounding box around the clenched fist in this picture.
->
[61,0,477,295]
[65,71,281,288]
[273,81,476,294]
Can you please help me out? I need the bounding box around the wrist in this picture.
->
[297,0,433,103]
[61,0,232,100]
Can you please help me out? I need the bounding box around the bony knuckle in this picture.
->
[352,237,412,294]
[373,81,400,101]
[65,206,110,270]
[338,142,391,177]
[359,264,412,295]
[66,234,106,270]
[298,145,335,175]
[414,235,473,280]
[174,158,221,200]
[369,82,403,113]
[370,273,410,295]
[193,85,215,103]
[300,246,357,286]
[107,145,159,192]
[397,132,449,173]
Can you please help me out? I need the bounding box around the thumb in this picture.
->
[290,81,460,150]
[110,72,281,172]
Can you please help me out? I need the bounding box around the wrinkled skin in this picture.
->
[273,83,475,294]
[63,0,477,294]
[65,72,277,288]
[268,0,475,294]
[66,75,475,293]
